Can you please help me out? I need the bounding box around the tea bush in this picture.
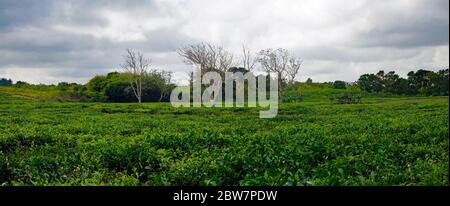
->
[0,92,448,186]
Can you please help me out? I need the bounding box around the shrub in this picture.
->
[0,152,12,184]
[104,82,135,102]
[285,93,304,102]
[14,81,29,88]
[333,81,347,89]
[335,93,361,104]
[0,78,13,86]
[86,72,173,102]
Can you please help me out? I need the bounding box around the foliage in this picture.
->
[0,78,13,86]
[358,69,449,96]
[0,71,175,103]
[104,81,135,102]
[333,80,347,89]
[284,82,362,103]
[86,71,175,102]
[0,92,447,186]
[15,81,30,87]
[284,90,304,102]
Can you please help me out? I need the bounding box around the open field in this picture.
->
[0,91,448,186]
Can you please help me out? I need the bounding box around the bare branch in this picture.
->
[257,48,300,82]
[257,48,302,102]
[178,42,235,74]
[287,57,302,83]
[242,44,256,71]
[120,49,151,103]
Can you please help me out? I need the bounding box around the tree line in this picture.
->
[357,69,449,96]
[0,43,304,103]
[1,42,448,102]
[0,78,13,86]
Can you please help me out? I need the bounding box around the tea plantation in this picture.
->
[0,93,448,185]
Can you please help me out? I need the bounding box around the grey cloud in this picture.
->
[0,0,448,84]
[0,0,55,31]
[0,25,195,70]
[357,18,449,48]
[0,0,159,31]
[355,0,448,48]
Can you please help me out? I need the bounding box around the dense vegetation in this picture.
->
[0,68,448,186]
[0,78,12,86]
[0,89,448,186]
[358,69,449,96]
[2,69,448,104]
[0,71,175,103]
[85,71,175,102]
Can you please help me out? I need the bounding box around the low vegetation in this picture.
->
[0,87,448,186]
[0,45,448,186]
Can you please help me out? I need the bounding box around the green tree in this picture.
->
[383,71,399,93]
[358,73,383,93]
[15,81,29,88]
[86,75,108,93]
[407,69,433,95]
[429,68,449,95]
[104,81,135,102]
[0,78,12,86]
[333,80,346,89]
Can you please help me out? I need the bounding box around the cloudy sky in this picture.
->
[0,0,448,85]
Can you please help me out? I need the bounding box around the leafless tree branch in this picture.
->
[120,49,151,103]
[178,42,235,75]
[242,44,256,71]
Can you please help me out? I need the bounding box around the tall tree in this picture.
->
[357,73,383,93]
[120,49,151,103]
[257,48,289,82]
[286,57,302,84]
[257,48,288,102]
[241,44,257,72]
[257,48,302,102]
[383,71,400,93]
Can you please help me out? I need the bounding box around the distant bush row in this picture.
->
[1,68,448,102]
[357,69,449,96]
[1,72,175,102]
[0,78,12,86]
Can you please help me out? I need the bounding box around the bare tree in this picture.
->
[241,44,256,71]
[178,43,210,70]
[286,57,302,84]
[257,48,302,102]
[178,42,234,75]
[257,48,290,81]
[120,49,150,103]
[257,48,302,83]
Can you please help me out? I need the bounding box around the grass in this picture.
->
[0,86,60,101]
[0,90,448,186]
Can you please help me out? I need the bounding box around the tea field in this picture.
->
[0,92,448,186]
